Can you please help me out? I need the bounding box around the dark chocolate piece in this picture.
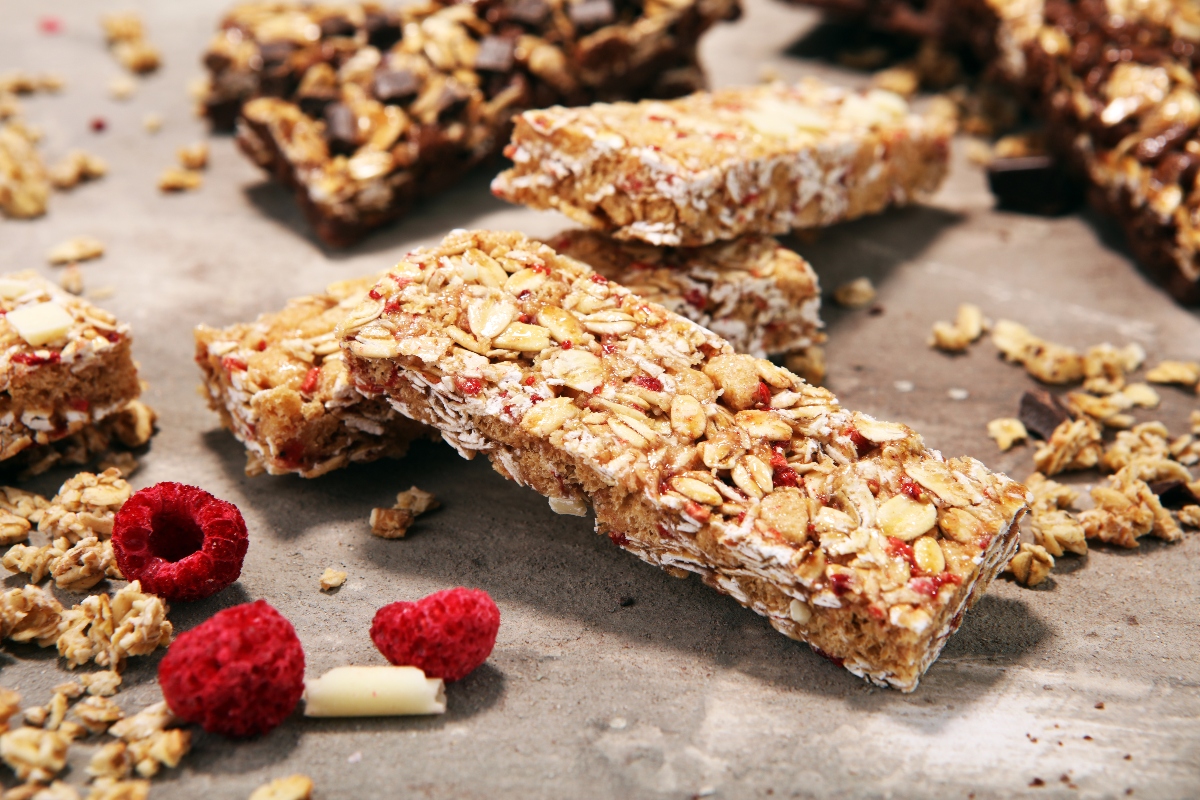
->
[364,11,402,50]
[986,156,1084,217]
[507,0,551,25]
[324,103,359,152]
[1149,481,1198,509]
[569,0,616,31]
[319,16,357,38]
[475,36,516,72]
[373,68,421,104]
[1018,389,1073,441]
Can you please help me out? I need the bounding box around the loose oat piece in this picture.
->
[0,274,143,468]
[832,277,877,309]
[48,151,107,190]
[1007,542,1054,587]
[0,121,50,219]
[930,304,987,353]
[102,13,161,74]
[494,81,953,247]
[319,567,347,591]
[47,236,105,266]
[987,418,1027,451]
[157,167,202,193]
[338,230,1030,692]
[1179,505,1200,527]
[992,320,1083,384]
[1145,360,1200,389]
[212,0,737,245]
[249,774,314,800]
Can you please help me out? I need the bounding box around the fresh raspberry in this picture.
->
[158,600,304,738]
[111,482,249,602]
[370,588,500,682]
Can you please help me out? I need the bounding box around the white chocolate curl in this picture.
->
[303,666,446,717]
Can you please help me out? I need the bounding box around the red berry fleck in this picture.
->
[111,483,249,602]
[829,572,853,596]
[254,339,267,351]
[530,394,543,404]
[608,530,629,547]
[933,571,962,589]
[530,262,551,275]
[769,449,788,470]
[13,351,60,366]
[684,501,711,523]
[631,375,663,392]
[901,478,925,501]
[590,274,608,284]
[714,131,737,140]
[754,381,771,408]
[523,375,536,386]
[518,313,532,324]
[844,426,870,456]
[518,290,532,300]
[39,16,63,34]
[158,600,304,738]
[101,329,121,343]
[383,299,402,314]
[68,398,89,412]
[683,288,706,309]
[561,340,572,350]
[656,524,675,540]
[368,288,382,300]
[978,534,993,550]
[455,376,482,395]
[370,588,500,682]
[90,117,107,133]
[908,577,938,597]
[886,537,915,565]
[299,367,320,395]
[221,355,247,372]
[772,465,799,489]
[867,604,886,621]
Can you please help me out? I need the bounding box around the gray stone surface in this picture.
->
[2,1,1198,798]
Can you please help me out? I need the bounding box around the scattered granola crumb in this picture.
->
[871,66,919,97]
[893,380,914,393]
[1144,360,1200,389]
[1034,418,1102,476]
[0,726,69,782]
[60,265,84,296]
[157,167,202,192]
[176,143,208,171]
[1082,343,1144,395]
[992,320,1083,384]
[1007,542,1054,587]
[48,150,107,190]
[783,345,825,385]
[142,113,163,134]
[249,774,314,800]
[319,568,347,591]
[1078,467,1181,548]
[108,75,137,101]
[947,388,969,401]
[1179,505,1200,528]
[47,236,105,266]
[394,486,439,515]
[965,137,994,166]
[80,671,122,697]
[1121,382,1160,408]
[369,507,414,539]
[987,418,1027,451]
[930,303,988,352]
[103,13,161,75]
[833,277,876,309]
[0,120,50,218]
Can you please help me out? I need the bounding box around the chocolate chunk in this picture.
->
[569,0,616,31]
[1134,122,1193,165]
[324,103,358,153]
[986,155,1084,217]
[364,12,402,50]
[373,69,420,104]
[1152,150,1200,188]
[1148,481,1198,509]
[258,40,296,66]
[298,94,335,119]
[433,84,470,121]
[1018,389,1073,441]
[319,16,356,39]
[507,0,550,25]
[475,36,516,72]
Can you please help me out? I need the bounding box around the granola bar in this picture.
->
[491,80,953,246]
[196,234,822,474]
[204,0,738,245]
[194,275,434,478]
[0,273,142,468]
[546,230,824,358]
[337,230,1029,691]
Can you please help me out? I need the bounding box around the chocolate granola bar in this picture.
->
[337,230,1029,691]
[491,80,953,246]
[0,273,142,469]
[205,0,739,245]
[195,274,434,478]
[197,232,824,475]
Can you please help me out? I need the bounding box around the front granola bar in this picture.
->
[491,80,953,246]
[207,0,738,245]
[338,230,1029,691]
[0,273,141,467]
[195,275,433,478]
[196,233,822,475]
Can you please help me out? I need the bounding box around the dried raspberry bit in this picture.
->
[589,274,608,284]
[68,398,89,412]
[683,288,706,309]
[522,375,536,386]
[867,604,886,621]
[932,572,962,589]
[383,299,402,314]
[455,376,483,396]
[517,290,532,300]
[39,16,63,34]
[900,478,926,501]
[908,577,938,597]
[299,367,320,395]
[518,313,532,324]
[111,483,249,602]
[772,465,799,489]
[561,340,572,350]
[370,588,500,682]
[844,426,871,456]
[829,572,853,596]
[684,501,711,523]
[13,351,61,366]
[530,394,543,404]
[221,355,248,373]
[530,261,551,276]
[885,537,915,565]
[608,530,629,547]
[630,375,663,392]
[501,144,517,159]
[754,381,771,408]
[254,339,267,351]
[90,117,107,133]
[368,288,382,300]
[159,600,304,738]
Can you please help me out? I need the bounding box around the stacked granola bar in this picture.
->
[202,0,740,245]
[196,235,824,475]
[336,229,1030,691]
[788,0,1200,304]
[0,273,148,474]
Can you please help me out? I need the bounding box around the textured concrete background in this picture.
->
[2,1,1199,798]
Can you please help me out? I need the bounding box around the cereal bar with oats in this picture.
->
[195,274,435,478]
[546,230,824,359]
[491,80,953,247]
[337,230,1029,691]
[0,272,142,468]
[205,0,739,246]
[196,234,823,475]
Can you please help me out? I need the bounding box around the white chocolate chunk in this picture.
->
[303,666,446,717]
[7,302,74,346]
[0,279,30,300]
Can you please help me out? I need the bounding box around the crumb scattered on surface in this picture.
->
[930,303,987,352]
[47,236,105,266]
[142,113,163,134]
[369,507,414,539]
[832,277,876,309]
[158,167,202,192]
[1145,360,1200,389]
[319,568,346,591]
[177,142,208,171]
[947,388,969,401]
[987,418,1027,451]
[1007,542,1054,587]
[249,774,314,800]
[60,265,84,295]
[108,75,137,101]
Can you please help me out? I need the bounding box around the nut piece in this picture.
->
[249,775,315,800]
[703,354,762,411]
[912,536,945,574]
[987,418,1028,451]
[930,303,987,352]
[369,507,414,539]
[319,568,347,591]
[1007,543,1054,587]
[877,494,937,541]
[47,236,104,265]
[833,277,876,308]
[1145,360,1200,388]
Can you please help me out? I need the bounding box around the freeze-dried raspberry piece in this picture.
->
[158,600,304,738]
[111,482,248,602]
[370,588,500,682]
